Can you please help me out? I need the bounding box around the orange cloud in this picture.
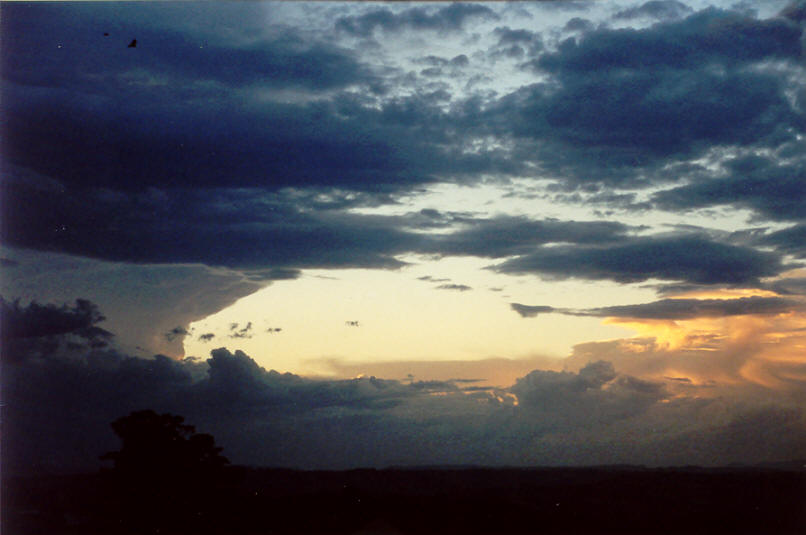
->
[568,289,806,391]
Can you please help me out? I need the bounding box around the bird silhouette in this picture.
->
[128,39,137,48]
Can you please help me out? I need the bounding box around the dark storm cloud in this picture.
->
[492,235,790,285]
[486,6,805,187]
[540,8,802,72]
[758,224,806,258]
[510,303,555,318]
[767,277,806,296]
[1,172,643,271]
[652,155,806,222]
[3,3,803,290]
[511,361,667,424]
[4,308,804,473]
[426,217,637,258]
[2,4,517,197]
[510,296,802,320]
[335,3,499,37]
[614,1,693,21]
[2,92,433,192]
[199,348,412,413]
[0,183,428,269]
[3,4,369,93]
[1,298,113,362]
[575,296,802,320]
[1,297,110,341]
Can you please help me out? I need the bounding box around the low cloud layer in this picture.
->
[493,235,792,285]
[3,299,805,474]
[512,296,803,320]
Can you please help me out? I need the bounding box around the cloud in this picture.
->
[417,275,450,283]
[198,333,215,342]
[564,305,806,390]
[510,361,668,425]
[510,303,555,318]
[574,296,803,320]
[435,284,472,292]
[652,155,806,222]
[0,183,429,270]
[426,216,637,258]
[3,4,371,93]
[759,224,806,259]
[4,310,805,474]
[0,247,266,357]
[614,1,693,21]
[335,4,499,37]
[492,234,790,285]
[1,297,110,342]
[229,322,253,339]
[563,17,595,32]
[484,6,805,187]
[489,26,543,58]
[1,297,113,361]
[164,326,189,342]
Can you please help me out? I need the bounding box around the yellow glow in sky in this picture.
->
[184,257,644,378]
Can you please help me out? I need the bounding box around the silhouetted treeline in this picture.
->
[4,464,805,534]
[97,410,231,532]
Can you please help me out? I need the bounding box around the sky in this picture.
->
[2,0,806,473]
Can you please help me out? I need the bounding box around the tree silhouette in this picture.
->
[101,409,228,477]
[101,410,230,532]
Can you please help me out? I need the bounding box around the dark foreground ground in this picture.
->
[4,465,805,534]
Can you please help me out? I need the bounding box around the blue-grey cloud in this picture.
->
[335,3,499,37]
[3,4,371,93]
[767,277,806,296]
[614,1,693,21]
[426,217,637,258]
[0,184,428,270]
[758,224,806,259]
[511,361,667,424]
[510,303,555,318]
[482,7,805,187]
[1,297,113,361]
[576,296,802,319]
[652,154,806,222]
[511,296,802,320]
[490,26,543,57]
[563,17,595,32]
[492,235,791,285]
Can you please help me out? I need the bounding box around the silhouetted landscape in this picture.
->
[5,463,805,534]
[4,411,805,535]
